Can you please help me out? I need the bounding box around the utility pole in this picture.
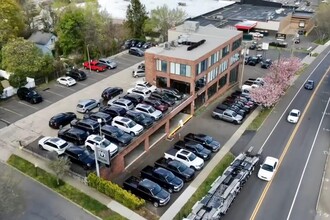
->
[239,42,248,89]
[87,44,91,73]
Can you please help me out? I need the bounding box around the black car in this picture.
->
[65,67,87,81]
[122,39,132,49]
[136,41,146,48]
[70,119,100,135]
[49,112,77,129]
[101,124,133,147]
[161,88,183,100]
[83,111,112,125]
[17,87,43,104]
[174,140,212,161]
[229,105,247,117]
[125,110,154,128]
[184,133,221,152]
[123,93,144,106]
[154,158,195,182]
[304,79,314,90]
[129,47,144,57]
[64,145,95,170]
[99,105,127,118]
[142,42,155,49]
[58,127,88,145]
[101,87,123,100]
[150,91,176,106]
[130,39,140,47]
[261,59,272,69]
[248,57,258,66]
[138,63,145,70]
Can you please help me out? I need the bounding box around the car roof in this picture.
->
[140,179,157,189]
[137,104,151,109]
[290,109,300,114]
[78,99,96,104]
[67,127,87,134]
[264,156,278,165]
[66,145,84,154]
[307,80,314,83]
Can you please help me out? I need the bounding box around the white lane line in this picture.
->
[259,50,330,152]
[0,118,11,125]
[43,99,52,104]
[54,84,76,92]
[0,106,23,117]
[18,101,40,110]
[77,82,87,86]
[45,90,65,97]
[286,97,330,220]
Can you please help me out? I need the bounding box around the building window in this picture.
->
[230,53,240,65]
[207,66,219,83]
[170,62,191,77]
[196,59,208,75]
[207,83,217,99]
[209,52,219,66]
[195,76,206,91]
[232,38,242,51]
[218,74,227,89]
[219,60,228,73]
[222,45,230,57]
[156,60,167,72]
[229,66,239,84]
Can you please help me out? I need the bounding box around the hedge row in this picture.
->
[87,173,145,210]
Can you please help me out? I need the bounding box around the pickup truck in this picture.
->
[83,60,107,72]
[164,148,204,170]
[212,109,243,125]
[123,176,170,207]
[184,133,221,152]
[154,158,195,182]
[174,141,212,161]
[140,165,184,193]
[247,77,264,86]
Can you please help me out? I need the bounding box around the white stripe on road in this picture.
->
[0,106,23,117]
[54,84,76,92]
[43,99,52,104]
[0,118,11,125]
[45,90,65,97]
[18,101,40,110]
[77,82,87,86]
[286,97,330,220]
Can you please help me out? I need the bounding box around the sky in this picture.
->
[97,0,235,20]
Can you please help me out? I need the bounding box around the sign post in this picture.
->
[94,144,111,177]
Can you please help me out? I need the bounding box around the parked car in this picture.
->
[140,165,184,193]
[38,137,70,155]
[70,118,101,135]
[99,105,127,118]
[58,127,89,145]
[150,91,176,106]
[65,67,87,81]
[183,133,221,152]
[108,98,134,110]
[129,47,144,57]
[49,112,77,129]
[247,57,259,66]
[98,58,118,69]
[244,56,252,64]
[17,87,43,104]
[137,63,145,70]
[123,39,133,49]
[125,110,154,128]
[164,148,204,170]
[161,88,183,100]
[127,88,151,99]
[154,158,195,182]
[123,177,170,207]
[143,98,169,112]
[122,93,144,106]
[76,99,100,113]
[261,59,272,69]
[101,125,133,147]
[135,81,157,92]
[287,109,301,124]
[304,79,314,90]
[212,109,243,125]
[174,141,212,161]
[142,42,155,49]
[130,39,140,47]
[257,156,278,181]
[111,116,144,136]
[85,134,118,157]
[56,76,76,87]
[64,145,95,170]
[83,111,112,125]
[101,87,123,100]
[136,41,146,48]
[83,60,107,72]
[132,69,145,78]
[135,104,163,120]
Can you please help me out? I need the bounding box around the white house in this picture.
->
[28,31,57,56]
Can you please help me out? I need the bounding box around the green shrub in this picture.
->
[87,173,145,210]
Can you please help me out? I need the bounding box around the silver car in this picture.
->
[99,58,118,69]
[76,99,100,113]
[132,69,145,78]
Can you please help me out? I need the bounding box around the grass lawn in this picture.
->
[174,153,235,220]
[7,154,126,220]
[247,107,273,131]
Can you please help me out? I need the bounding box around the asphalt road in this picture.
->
[0,53,144,129]
[0,163,97,220]
[224,48,330,220]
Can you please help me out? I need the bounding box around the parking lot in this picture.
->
[0,53,144,129]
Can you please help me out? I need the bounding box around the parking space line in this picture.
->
[77,82,88,86]
[54,84,76,92]
[0,106,23,117]
[46,90,65,97]
[43,99,52,104]
[0,118,11,125]
[18,101,40,110]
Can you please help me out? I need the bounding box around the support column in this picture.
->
[144,136,150,151]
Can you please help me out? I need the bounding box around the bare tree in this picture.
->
[315,3,330,42]
[48,156,71,185]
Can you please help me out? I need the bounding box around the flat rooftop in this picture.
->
[146,25,241,61]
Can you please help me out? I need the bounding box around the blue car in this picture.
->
[304,80,314,90]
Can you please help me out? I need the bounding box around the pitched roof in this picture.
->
[28,31,54,45]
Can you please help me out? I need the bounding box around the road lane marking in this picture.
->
[77,82,87,86]
[0,106,23,117]
[18,101,40,110]
[45,90,65,97]
[250,52,330,220]
[54,84,76,92]
[43,99,52,104]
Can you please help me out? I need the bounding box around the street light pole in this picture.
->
[239,42,248,89]
[97,118,102,136]
[94,144,100,177]
[87,44,91,73]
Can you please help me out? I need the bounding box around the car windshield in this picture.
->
[145,82,152,88]
[195,144,204,152]
[165,172,175,182]
[77,104,83,108]
[178,163,188,172]
[115,130,124,137]
[59,142,68,149]
[100,139,111,148]
[127,121,136,128]
[148,107,156,113]
[136,114,145,121]
[30,90,38,95]
[78,150,90,160]
[290,112,298,117]
[232,112,237,117]
[188,153,196,161]
[262,164,274,172]
[151,184,162,195]
[204,136,213,144]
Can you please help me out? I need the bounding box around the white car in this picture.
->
[57,76,77,87]
[257,156,278,181]
[127,87,151,99]
[85,135,118,157]
[135,81,157,92]
[287,109,301,123]
[111,116,144,136]
[135,104,163,121]
[38,137,70,155]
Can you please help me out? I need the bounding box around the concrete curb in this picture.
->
[316,147,330,212]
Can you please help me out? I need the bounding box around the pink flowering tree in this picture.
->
[250,57,301,108]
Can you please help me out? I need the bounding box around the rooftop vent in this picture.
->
[164,42,170,50]
[183,21,200,32]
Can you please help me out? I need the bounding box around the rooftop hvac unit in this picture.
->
[183,21,200,32]
[164,42,170,50]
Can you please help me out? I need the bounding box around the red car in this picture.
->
[143,98,168,113]
[83,60,107,72]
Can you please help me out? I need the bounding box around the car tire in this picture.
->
[153,202,159,208]
[168,188,173,193]
[96,69,99,72]
[39,144,43,150]
[66,84,69,87]
[59,125,63,129]
[85,109,90,113]
[97,103,100,107]
[233,120,238,125]
[86,146,92,151]
[130,132,135,136]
